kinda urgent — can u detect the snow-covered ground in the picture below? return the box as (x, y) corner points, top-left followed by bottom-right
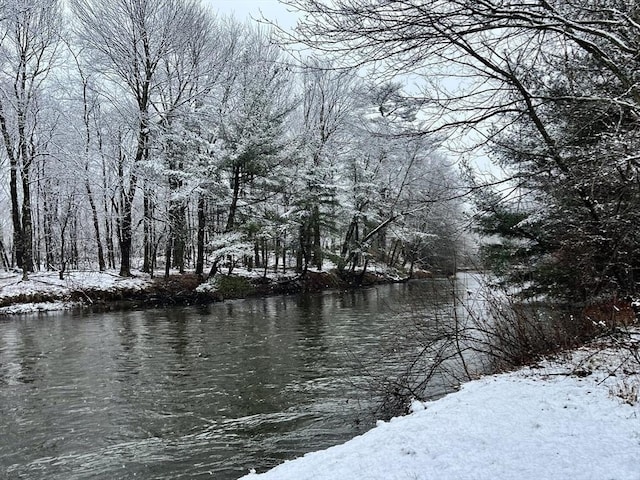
(0, 270), (152, 314)
(0, 262), (408, 315)
(241, 330), (640, 480)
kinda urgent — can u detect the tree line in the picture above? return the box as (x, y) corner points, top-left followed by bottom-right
(285, 0), (640, 301)
(0, 0), (463, 281)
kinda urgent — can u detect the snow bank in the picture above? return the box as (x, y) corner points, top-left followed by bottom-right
(0, 270), (151, 297)
(0, 270), (152, 314)
(241, 332), (640, 480)
(0, 301), (81, 315)
(0, 262), (407, 315)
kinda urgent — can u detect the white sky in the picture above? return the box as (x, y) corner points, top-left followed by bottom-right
(205, 0), (300, 29)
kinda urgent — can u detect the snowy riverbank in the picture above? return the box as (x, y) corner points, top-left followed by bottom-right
(0, 270), (152, 314)
(0, 265), (416, 315)
(240, 328), (640, 480)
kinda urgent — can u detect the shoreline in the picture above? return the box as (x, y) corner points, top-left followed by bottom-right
(0, 267), (434, 315)
(239, 327), (640, 479)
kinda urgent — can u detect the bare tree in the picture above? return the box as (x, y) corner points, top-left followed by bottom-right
(284, 0), (640, 298)
(71, 0), (205, 276)
(0, 0), (61, 279)
(153, 7), (216, 276)
(62, 43), (109, 271)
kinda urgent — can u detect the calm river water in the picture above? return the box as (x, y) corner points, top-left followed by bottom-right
(0, 275), (479, 479)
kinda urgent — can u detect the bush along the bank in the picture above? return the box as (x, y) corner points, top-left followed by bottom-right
(362, 277), (640, 420)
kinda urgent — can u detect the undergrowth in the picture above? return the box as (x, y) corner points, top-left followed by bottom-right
(365, 276), (638, 420)
(214, 275), (256, 298)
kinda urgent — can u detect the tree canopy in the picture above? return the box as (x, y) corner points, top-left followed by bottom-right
(0, 0), (464, 281)
(283, 0), (640, 299)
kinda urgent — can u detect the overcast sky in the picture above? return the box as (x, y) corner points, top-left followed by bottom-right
(206, 0), (300, 29)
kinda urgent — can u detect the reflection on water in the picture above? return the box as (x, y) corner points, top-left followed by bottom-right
(0, 274), (480, 479)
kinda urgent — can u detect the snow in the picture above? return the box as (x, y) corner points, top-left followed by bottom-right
(240, 330), (640, 480)
(0, 270), (151, 297)
(0, 262), (408, 314)
(0, 270), (152, 314)
(0, 301), (81, 315)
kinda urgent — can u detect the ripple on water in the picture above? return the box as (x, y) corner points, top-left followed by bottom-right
(0, 278), (474, 479)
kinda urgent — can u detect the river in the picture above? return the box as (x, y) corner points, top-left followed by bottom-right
(0, 274), (480, 479)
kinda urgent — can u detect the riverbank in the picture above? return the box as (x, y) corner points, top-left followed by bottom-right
(0, 265), (425, 315)
(240, 327), (640, 480)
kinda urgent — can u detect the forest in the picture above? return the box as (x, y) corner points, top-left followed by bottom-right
(283, 0), (640, 302)
(0, 0), (464, 284)
(3, 0), (640, 306)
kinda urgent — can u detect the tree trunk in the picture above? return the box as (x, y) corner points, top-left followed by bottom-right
(86, 180), (106, 271)
(167, 153), (187, 273)
(101, 147), (116, 269)
(34, 162), (42, 271)
(171, 202), (187, 273)
(42, 186), (55, 270)
(195, 195), (206, 276)
(59, 203), (72, 280)
(282, 234), (287, 274)
(0, 239), (10, 271)
(388, 240), (400, 267)
(164, 234), (172, 279)
(59, 231), (66, 280)
(118, 186), (134, 277)
(297, 222), (311, 273)
(104, 196), (115, 269)
(254, 239), (261, 269)
(21, 167), (34, 275)
(225, 164), (241, 232)
(10, 165), (23, 269)
(119, 231), (132, 277)
(71, 215), (79, 269)
(0, 107), (23, 269)
(312, 205), (322, 270)
(263, 239), (269, 278)
(143, 185), (152, 273)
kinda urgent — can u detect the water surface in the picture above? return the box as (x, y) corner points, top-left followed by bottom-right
(0, 276), (477, 479)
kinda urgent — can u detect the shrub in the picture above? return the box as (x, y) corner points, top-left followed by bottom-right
(214, 275), (256, 298)
(364, 277), (634, 419)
